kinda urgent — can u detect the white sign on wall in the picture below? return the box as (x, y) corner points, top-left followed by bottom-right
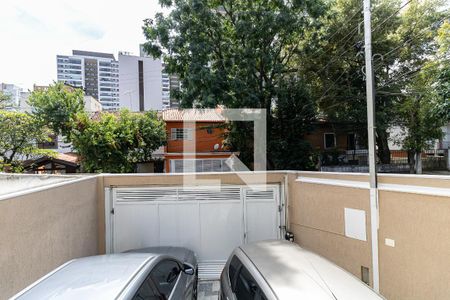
(344, 208), (367, 241)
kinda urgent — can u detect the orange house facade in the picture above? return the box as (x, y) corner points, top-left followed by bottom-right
(162, 109), (235, 173)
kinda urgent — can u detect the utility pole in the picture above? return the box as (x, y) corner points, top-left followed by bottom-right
(363, 0), (380, 293)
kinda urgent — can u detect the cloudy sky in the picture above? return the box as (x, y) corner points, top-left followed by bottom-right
(0, 0), (164, 89)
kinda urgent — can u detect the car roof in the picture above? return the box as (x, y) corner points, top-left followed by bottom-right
(239, 240), (383, 300)
(13, 253), (156, 300)
(126, 246), (196, 266)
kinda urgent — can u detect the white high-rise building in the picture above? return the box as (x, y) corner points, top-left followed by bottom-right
(56, 50), (119, 111)
(118, 52), (164, 111)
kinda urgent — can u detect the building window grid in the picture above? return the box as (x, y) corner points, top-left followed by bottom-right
(171, 128), (193, 140)
(171, 159), (231, 173)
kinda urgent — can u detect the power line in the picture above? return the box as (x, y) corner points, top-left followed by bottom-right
(378, 53), (448, 88)
(308, 4), (364, 59)
(318, 69), (348, 101)
(315, 30), (362, 76)
(372, 0), (413, 33)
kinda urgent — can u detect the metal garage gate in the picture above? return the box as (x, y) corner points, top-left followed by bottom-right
(105, 184), (284, 280)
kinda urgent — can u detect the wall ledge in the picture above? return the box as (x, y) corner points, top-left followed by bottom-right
(296, 177), (450, 197)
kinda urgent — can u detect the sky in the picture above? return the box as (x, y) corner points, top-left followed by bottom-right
(0, 0), (164, 90)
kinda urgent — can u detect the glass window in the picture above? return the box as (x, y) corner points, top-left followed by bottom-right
(150, 260), (181, 298)
(234, 264), (267, 300)
(229, 256), (242, 286)
(171, 128), (193, 140)
(324, 133), (336, 149)
(347, 133), (356, 150)
(132, 274), (161, 300)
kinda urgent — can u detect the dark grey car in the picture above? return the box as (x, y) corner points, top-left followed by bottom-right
(12, 246), (198, 300)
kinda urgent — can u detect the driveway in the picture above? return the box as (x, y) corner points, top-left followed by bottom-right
(198, 281), (220, 300)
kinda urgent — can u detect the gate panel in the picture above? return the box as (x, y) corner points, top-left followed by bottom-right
(244, 187), (279, 243)
(109, 185), (282, 280)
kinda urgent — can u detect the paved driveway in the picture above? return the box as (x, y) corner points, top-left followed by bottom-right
(198, 281), (220, 300)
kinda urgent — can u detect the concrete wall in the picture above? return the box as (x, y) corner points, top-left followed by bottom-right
(378, 190), (450, 300)
(292, 171), (450, 300)
(0, 176), (99, 299)
(289, 179), (373, 285)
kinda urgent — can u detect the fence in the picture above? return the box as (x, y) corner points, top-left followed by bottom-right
(320, 149), (448, 172)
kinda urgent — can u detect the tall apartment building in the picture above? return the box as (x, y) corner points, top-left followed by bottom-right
(56, 50), (119, 111)
(161, 66), (181, 109)
(118, 52), (164, 111)
(139, 45), (181, 110)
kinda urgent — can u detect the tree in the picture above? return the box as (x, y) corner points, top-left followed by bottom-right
(143, 0), (325, 170)
(0, 111), (53, 172)
(70, 110), (166, 173)
(28, 82), (85, 137)
(270, 78), (316, 170)
(300, 0), (448, 164)
(300, 0), (403, 163)
(0, 91), (11, 109)
(394, 19), (450, 173)
(433, 20), (450, 120)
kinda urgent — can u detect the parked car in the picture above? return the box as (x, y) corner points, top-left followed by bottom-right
(12, 246), (198, 300)
(220, 240), (384, 300)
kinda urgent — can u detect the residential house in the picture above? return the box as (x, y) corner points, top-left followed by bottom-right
(305, 120), (365, 152)
(162, 109), (234, 173)
(23, 153), (80, 174)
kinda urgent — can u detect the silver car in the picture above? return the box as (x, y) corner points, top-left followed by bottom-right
(12, 246), (198, 300)
(220, 240), (384, 300)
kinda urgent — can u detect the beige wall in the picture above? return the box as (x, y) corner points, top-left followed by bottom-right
(378, 190), (450, 300)
(0, 177), (99, 299)
(289, 180), (373, 285)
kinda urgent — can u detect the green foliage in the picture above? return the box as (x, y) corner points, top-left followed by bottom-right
(0, 91), (11, 109)
(144, 0), (324, 109)
(433, 20), (450, 120)
(28, 82), (85, 137)
(301, 0), (448, 163)
(0, 111), (54, 171)
(70, 110), (166, 173)
(394, 19), (450, 156)
(270, 78), (316, 170)
(143, 0), (325, 169)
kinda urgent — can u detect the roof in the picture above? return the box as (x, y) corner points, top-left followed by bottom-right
(14, 253), (155, 300)
(55, 153), (80, 164)
(162, 108), (225, 122)
(72, 50), (116, 60)
(240, 240), (383, 300)
(23, 153), (80, 169)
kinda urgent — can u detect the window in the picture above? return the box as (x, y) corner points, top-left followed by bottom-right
(347, 133), (356, 150)
(229, 256), (243, 286)
(324, 133), (336, 149)
(229, 256), (267, 300)
(171, 128), (193, 140)
(150, 260), (181, 298)
(132, 274), (162, 300)
(170, 159), (231, 173)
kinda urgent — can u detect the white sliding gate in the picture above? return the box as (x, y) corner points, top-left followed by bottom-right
(105, 184), (284, 280)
